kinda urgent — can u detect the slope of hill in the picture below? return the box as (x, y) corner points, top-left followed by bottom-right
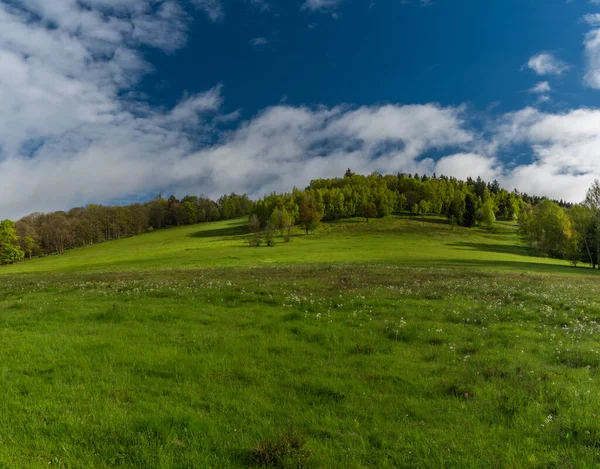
(1, 216), (599, 468)
(0, 215), (583, 275)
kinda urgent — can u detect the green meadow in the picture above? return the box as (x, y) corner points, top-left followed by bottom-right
(1, 215), (600, 468)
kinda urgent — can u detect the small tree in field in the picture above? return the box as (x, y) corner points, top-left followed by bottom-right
(298, 193), (322, 234)
(282, 210), (294, 242)
(248, 214), (262, 247)
(265, 221), (276, 247)
(270, 209), (285, 236)
(23, 235), (36, 260)
(362, 202), (377, 223)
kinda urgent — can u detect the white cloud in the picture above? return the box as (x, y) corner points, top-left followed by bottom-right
(525, 53), (570, 75)
(492, 107), (600, 200)
(166, 86), (224, 125)
(0, 97), (479, 218)
(249, 0), (270, 12)
(0, 0), (226, 218)
(191, 0), (224, 21)
(0, 0), (189, 157)
(167, 103), (473, 198)
(529, 81), (551, 93)
(434, 153), (499, 182)
(583, 13), (600, 26)
(302, 0), (342, 12)
(584, 29), (600, 88)
(249, 37), (269, 46)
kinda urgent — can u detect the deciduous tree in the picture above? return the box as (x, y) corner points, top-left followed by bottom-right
(0, 220), (24, 264)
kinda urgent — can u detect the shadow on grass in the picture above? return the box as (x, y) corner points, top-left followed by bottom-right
(446, 242), (530, 257)
(187, 224), (249, 239)
(407, 216), (451, 226)
(327, 217), (366, 225)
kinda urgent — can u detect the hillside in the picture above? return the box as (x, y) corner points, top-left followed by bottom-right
(1, 216), (600, 468)
(0, 215), (583, 275)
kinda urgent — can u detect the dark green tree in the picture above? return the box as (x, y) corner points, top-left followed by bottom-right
(362, 202), (377, 223)
(461, 192), (479, 227)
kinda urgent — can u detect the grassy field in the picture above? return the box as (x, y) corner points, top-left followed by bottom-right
(1, 216), (600, 468)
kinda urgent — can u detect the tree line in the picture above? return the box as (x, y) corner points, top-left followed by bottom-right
(0, 170), (573, 265)
(0, 193), (253, 264)
(518, 180), (600, 268)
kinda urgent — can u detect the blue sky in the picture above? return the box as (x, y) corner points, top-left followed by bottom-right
(1, 0), (600, 218)
(144, 0), (600, 113)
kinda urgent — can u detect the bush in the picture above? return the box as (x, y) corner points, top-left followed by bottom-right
(248, 233), (262, 247)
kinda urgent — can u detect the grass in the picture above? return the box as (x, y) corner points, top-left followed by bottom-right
(1, 215), (600, 467)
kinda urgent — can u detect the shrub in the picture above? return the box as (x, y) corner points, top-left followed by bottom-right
(248, 233), (262, 247)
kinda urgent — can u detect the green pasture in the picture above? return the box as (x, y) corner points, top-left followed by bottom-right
(1, 216), (599, 468)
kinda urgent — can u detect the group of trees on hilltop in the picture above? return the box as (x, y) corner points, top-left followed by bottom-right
(518, 180), (600, 268)
(0, 193), (253, 263)
(248, 172), (529, 238)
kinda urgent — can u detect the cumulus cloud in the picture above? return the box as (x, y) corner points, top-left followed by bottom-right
(583, 13), (600, 26)
(0, 0), (222, 218)
(492, 107), (600, 200)
(525, 53), (570, 75)
(167, 103), (475, 198)
(529, 81), (551, 93)
(434, 153), (499, 182)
